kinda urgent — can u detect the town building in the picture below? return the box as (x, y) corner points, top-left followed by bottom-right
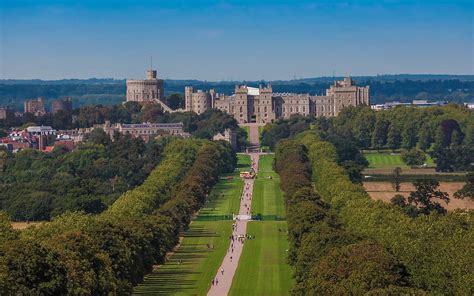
(51, 97), (73, 114)
(371, 100), (448, 111)
(24, 97), (46, 116)
(185, 77), (370, 124)
(0, 106), (10, 120)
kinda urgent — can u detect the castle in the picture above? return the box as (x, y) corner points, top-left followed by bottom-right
(185, 77), (369, 123)
(126, 69), (370, 124)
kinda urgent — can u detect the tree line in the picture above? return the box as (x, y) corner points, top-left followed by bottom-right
(276, 131), (472, 295)
(0, 138), (236, 294)
(262, 104), (473, 172)
(275, 138), (426, 295)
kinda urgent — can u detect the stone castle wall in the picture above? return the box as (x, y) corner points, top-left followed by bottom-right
(185, 77), (369, 124)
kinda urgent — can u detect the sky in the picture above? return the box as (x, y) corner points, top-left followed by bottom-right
(0, 0), (473, 80)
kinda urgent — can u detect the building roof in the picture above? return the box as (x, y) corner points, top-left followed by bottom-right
(247, 87), (260, 96)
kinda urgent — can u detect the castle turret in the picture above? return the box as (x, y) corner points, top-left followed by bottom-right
(185, 86), (194, 111)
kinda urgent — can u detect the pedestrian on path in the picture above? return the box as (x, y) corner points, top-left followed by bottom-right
(221, 268), (224, 275)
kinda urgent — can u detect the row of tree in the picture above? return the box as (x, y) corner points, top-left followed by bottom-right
(291, 131), (473, 294)
(0, 138), (236, 294)
(275, 138), (423, 295)
(333, 105), (473, 171)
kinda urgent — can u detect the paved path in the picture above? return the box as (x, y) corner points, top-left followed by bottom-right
(207, 152), (259, 296)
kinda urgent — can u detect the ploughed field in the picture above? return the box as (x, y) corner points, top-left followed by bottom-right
(363, 182), (474, 210)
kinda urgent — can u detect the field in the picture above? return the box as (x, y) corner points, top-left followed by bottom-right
(133, 155), (251, 295)
(244, 126), (251, 142)
(229, 154), (293, 296)
(11, 221), (44, 230)
(251, 154), (286, 217)
(199, 154), (250, 217)
(364, 152), (434, 169)
(133, 221), (232, 296)
(229, 222), (293, 296)
(363, 182), (474, 210)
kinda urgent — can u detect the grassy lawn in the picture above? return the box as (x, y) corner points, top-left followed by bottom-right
(199, 154), (250, 216)
(133, 155), (250, 295)
(252, 154), (286, 217)
(229, 153), (292, 296)
(364, 152), (434, 169)
(133, 221), (232, 296)
(244, 126), (250, 142)
(229, 221), (293, 296)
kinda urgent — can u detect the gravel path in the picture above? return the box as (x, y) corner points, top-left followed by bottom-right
(207, 152), (259, 296)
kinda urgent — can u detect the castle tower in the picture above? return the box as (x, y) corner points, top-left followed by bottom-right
(146, 70), (157, 80)
(126, 69), (164, 102)
(185, 86), (194, 111)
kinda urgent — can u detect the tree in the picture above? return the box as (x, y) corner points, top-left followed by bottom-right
(408, 179), (449, 215)
(341, 160), (364, 184)
(166, 93), (184, 110)
(372, 117), (389, 150)
(401, 125), (417, 149)
(391, 167), (402, 192)
(454, 172), (474, 201)
(84, 128), (111, 146)
(386, 123), (401, 151)
(417, 124), (433, 151)
(307, 241), (403, 295)
(401, 148), (426, 166)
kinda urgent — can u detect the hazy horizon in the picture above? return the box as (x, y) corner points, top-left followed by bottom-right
(1, 0), (473, 80)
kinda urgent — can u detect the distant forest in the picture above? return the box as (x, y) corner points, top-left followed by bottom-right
(0, 75), (472, 110)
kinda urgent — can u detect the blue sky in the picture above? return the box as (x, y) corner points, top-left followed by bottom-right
(1, 0), (473, 80)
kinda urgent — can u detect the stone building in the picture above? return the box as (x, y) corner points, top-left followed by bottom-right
(51, 97), (72, 114)
(24, 97), (46, 116)
(0, 106), (10, 120)
(185, 77), (369, 124)
(184, 86), (217, 114)
(82, 121), (188, 142)
(212, 128), (237, 150)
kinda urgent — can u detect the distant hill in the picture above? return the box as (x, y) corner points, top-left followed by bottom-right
(1, 75), (473, 110)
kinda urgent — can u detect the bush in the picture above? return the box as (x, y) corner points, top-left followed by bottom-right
(401, 148), (427, 166)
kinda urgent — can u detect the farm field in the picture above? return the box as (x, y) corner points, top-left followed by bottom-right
(251, 154), (286, 217)
(363, 181), (474, 210)
(229, 154), (292, 296)
(133, 155), (251, 295)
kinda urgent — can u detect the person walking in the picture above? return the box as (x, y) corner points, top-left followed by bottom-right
(221, 268), (224, 275)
